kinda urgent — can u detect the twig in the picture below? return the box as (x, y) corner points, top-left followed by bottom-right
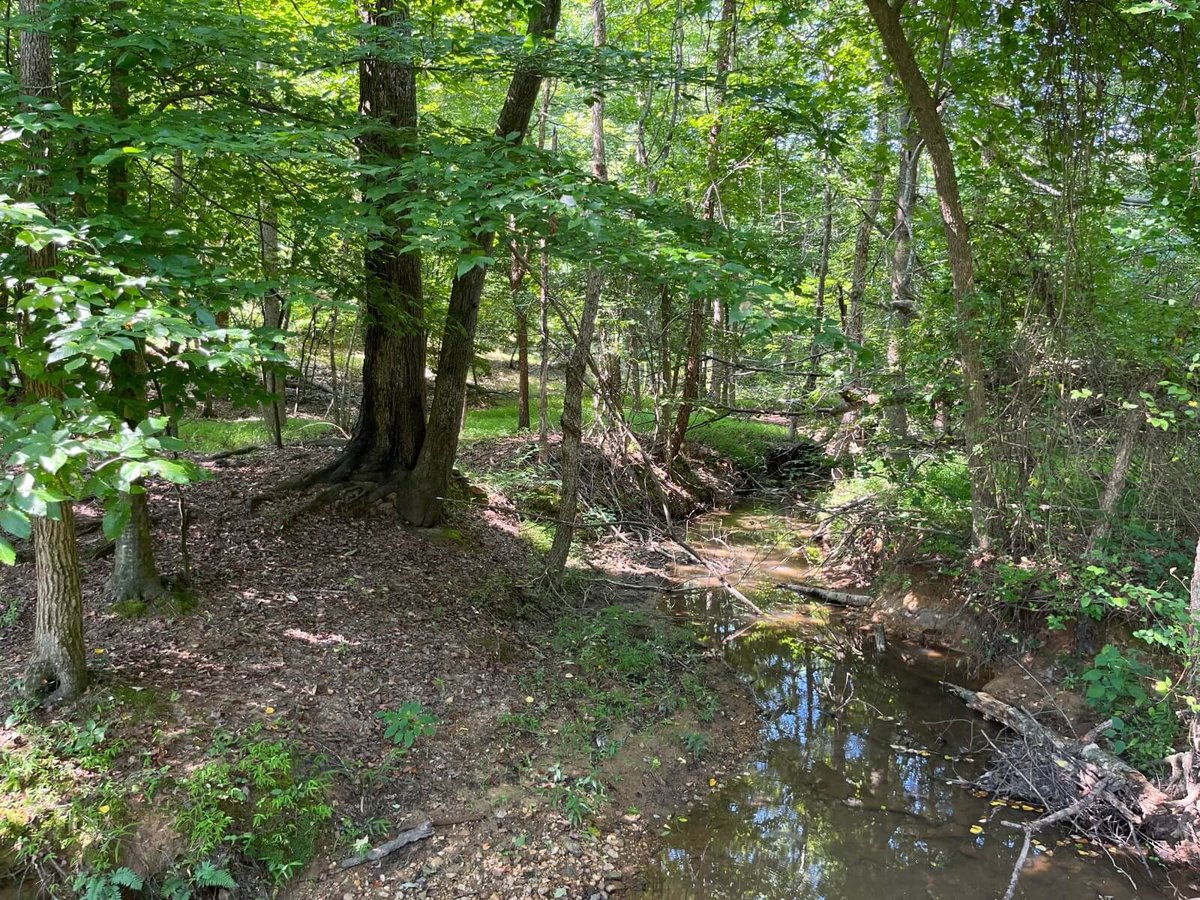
(1000, 780), (1113, 900)
(338, 820), (433, 870)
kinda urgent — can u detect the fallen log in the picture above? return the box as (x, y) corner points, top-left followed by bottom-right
(781, 582), (873, 607)
(338, 819), (433, 869)
(944, 683), (1200, 868)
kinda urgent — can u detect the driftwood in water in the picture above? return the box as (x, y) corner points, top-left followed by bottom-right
(781, 582), (873, 607)
(338, 819), (433, 869)
(944, 683), (1200, 868)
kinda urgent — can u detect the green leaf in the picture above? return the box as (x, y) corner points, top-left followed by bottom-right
(0, 537), (15, 566)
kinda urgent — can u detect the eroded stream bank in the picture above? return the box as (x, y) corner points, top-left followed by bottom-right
(636, 501), (1171, 899)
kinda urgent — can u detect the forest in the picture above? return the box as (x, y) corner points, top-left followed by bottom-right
(2, 0), (1200, 897)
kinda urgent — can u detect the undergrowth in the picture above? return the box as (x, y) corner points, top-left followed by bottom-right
(0, 702), (332, 897)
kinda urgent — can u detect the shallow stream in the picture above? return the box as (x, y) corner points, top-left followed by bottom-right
(641, 502), (1170, 899)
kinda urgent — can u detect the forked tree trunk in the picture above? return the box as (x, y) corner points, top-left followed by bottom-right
(294, 0), (559, 527)
(546, 0), (606, 582)
(20, 0), (88, 701)
(866, 0), (998, 552)
(396, 0), (561, 526)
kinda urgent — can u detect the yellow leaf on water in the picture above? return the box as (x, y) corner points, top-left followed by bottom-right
(970, 825), (984, 835)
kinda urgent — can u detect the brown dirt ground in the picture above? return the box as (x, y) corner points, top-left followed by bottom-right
(0, 438), (758, 900)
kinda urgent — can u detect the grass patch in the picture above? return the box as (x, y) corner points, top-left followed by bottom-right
(461, 397), (569, 444)
(687, 416), (790, 468)
(178, 415), (336, 453)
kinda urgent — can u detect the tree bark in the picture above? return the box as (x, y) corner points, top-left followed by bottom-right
(866, 0), (998, 552)
(536, 86), (555, 463)
(546, 0), (606, 582)
(26, 508), (87, 701)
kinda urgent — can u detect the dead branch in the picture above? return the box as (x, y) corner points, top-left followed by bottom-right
(781, 582), (873, 607)
(338, 819), (433, 870)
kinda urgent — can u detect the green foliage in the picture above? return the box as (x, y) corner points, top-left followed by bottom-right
(375, 702), (439, 752)
(681, 730), (709, 761)
(176, 733), (333, 883)
(1078, 645), (1180, 767)
(72, 867), (144, 900)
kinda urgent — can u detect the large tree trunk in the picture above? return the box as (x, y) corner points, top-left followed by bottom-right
(546, 0), (606, 582)
(340, 0), (426, 480)
(866, 0), (998, 553)
(26, 509), (87, 701)
(668, 0), (736, 471)
(20, 0), (88, 701)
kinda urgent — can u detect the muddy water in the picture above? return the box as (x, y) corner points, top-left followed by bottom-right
(641, 503), (1168, 899)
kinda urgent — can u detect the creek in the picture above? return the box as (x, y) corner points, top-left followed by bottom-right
(640, 501), (1170, 899)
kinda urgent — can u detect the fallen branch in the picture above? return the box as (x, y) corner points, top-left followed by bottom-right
(670, 534), (764, 617)
(781, 582), (873, 607)
(209, 444), (261, 462)
(1000, 779), (1114, 900)
(338, 819), (433, 870)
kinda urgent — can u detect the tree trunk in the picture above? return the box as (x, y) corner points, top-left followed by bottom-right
(106, 15), (165, 605)
(110, 489), (163, 604)
(260, 199), (286, 448)
(866, 0), (998, 552)
(668, 0), (736, 471)
(806, 179), (834, 394)
(510, 237), (531, 430)
(25, 508), (87, 701)
(18, 0), (88, 701)
(340, 0), (426, 480)
(849, 103), (889, 347)
(546, 0), (606, 582)
(885, 110), (920, 457)
(398, 0), (562, 526)
(537, 86), (555, 463)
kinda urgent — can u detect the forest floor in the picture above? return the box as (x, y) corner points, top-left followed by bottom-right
(0, 393), (761, 899)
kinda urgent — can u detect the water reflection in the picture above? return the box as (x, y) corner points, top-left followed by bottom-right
(646, 589), (1165, 899)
